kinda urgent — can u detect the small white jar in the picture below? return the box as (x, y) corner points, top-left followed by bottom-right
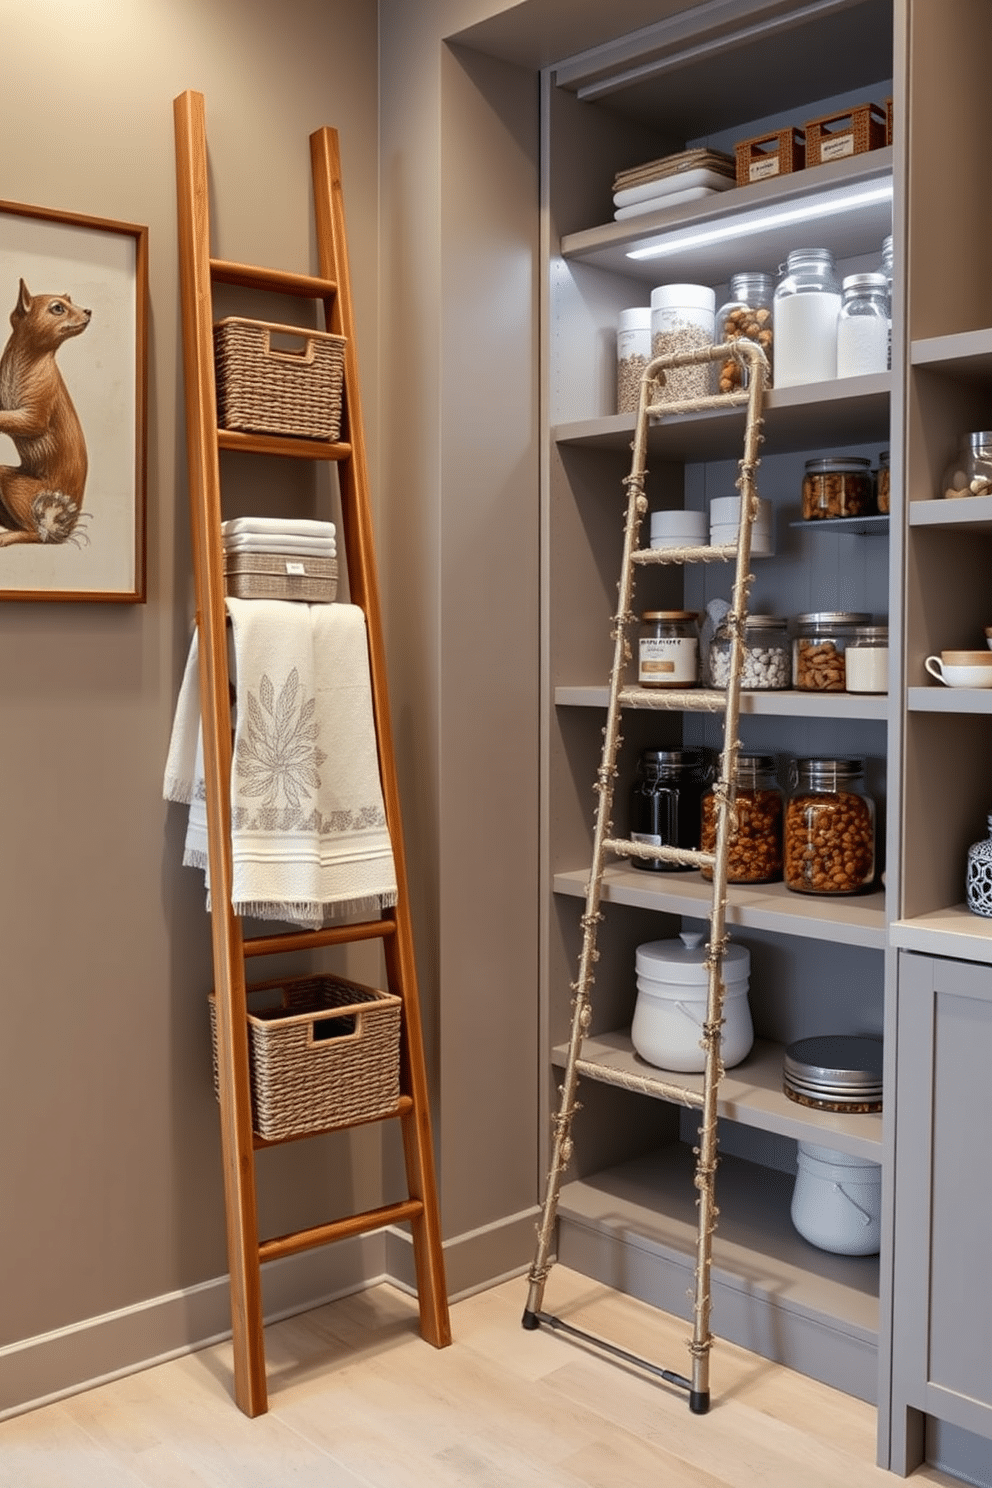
(631, 932), (753, 1073)
(617, 307), (653, 415)
(790, 1141), (881, 1255)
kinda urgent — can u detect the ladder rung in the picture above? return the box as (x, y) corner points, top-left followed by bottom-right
(211, 257), (338, 299)
(258, 1198), (424, 1264)
(645, 389), (749, 417)
(604, 836), (716, 871)
(575, 1057), (705, 1108)
(253, 1095), (414, 1148)
(218, 428), (352, 461)
(632, 543), (737, 564)
(244, 917), (397, 958)
(618, 686), (727, 712)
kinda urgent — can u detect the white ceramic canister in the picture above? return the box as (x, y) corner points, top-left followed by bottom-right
(649, 508), (708, 549)
(631, 931), (753, 1072)
(790, 1141), (882, 1255)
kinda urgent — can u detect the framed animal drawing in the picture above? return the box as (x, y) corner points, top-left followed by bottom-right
(0, 199), (147, 602)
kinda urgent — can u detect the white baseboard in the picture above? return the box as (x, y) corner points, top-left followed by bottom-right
(0, 1232), (384, 1422)
(0, 1207), (541, 1421)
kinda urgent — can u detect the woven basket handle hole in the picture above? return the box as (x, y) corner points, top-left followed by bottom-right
(312, 1013), (359, 1043)
(266, 329), (316, 363)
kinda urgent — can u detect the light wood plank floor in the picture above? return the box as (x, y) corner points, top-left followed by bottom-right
(0, 1267), (965, 1487)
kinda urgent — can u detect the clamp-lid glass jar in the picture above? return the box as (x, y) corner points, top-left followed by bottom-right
(637, 610), (699, 688)
(941, 431), (992, 500)
(802, 456), (874, 520)
(784, 757), (876, 895)
(715, 272), (774, 392)
(700, 753), (783, 884)
(709, 614), (790, 690)
(629, 748), (712, 873)
(875, 449), (890, 514)
(793, 611), (870, 692)
(773, 248), (841, 388)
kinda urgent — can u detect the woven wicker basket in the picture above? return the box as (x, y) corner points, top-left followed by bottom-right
(224, 552), (339, 603)
(214, 317), (346, 441)
(209, 974), (402, 1140)
(804, 102), (887, 168)
(734, 127), (805, 186)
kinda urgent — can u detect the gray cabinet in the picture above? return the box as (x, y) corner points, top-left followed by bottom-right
(888, 953), (992, 1480)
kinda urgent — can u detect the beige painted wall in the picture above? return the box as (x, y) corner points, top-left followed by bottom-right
(0, 0), (382, 1368)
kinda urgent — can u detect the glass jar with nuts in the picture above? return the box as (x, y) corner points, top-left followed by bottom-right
(784, 757), (876, 896)
(793, 611), (870, 692)
(715, 272), (774, 393)
(802, 456), (875, 520)
(940, 431), (992, 500)
(700, 754), (783, 884)
(875, 450), (890, 513)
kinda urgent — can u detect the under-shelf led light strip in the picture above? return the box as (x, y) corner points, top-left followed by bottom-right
(626, 179), (893, 261)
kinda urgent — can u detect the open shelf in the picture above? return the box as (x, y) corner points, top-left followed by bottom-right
(890, 905), (992, 963)
(555, 685), (889, 720)
(788, 515), (889, 537)
(911, 327), (992, 374)
(907, 686), (992, 714)
(553, 866), (887, 948)
(557, 1146), (879, 1402)
(908, 495), (992, 530)
(560, 150), (894, 286)
(554, 373), (891, 461)
(553, 1032), (882, 1159)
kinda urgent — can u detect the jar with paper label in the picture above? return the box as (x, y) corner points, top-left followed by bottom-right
(773, 249), (841, 388)
(629, 748), (711, 873)
(793, 611), (870, 691)
(616, 307), (652, 415)
(700, 754), (783, 883)
(637, 610), (699, 688)
(650, 284), (715, 402)
(836, 273), (890, 378)
(784, 757), (876, 895)
(714, 272), (774, 392)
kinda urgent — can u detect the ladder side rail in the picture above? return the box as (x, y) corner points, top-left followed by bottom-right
(173, 90), (267, 1417)
(309, 127), (451, 1350)
(525, 362), (656, 1319)
(688, 338), (769, 1410)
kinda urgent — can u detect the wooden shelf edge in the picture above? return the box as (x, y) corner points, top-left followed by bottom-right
(891, 909), (992, 963)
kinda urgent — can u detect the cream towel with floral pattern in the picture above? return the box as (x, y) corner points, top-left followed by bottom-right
(164, 598), (397, 929)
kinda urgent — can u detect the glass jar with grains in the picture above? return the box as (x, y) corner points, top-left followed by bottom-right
(793, 611), (870, 691)
(700, 754), (783, 884)
(784, 757), (876, 896)
(650, 284), (715, 403)
(875, 450), (890, 514)
(715, 272), (774, 392)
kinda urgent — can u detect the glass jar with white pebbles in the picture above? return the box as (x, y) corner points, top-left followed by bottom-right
(709, 614), (791, 689)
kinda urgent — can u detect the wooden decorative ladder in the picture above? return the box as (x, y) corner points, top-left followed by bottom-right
(172, 89), (450, 1417)
(523, 337), (769, 1414)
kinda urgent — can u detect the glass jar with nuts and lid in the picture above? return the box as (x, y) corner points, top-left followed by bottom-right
(784, 757), (876, 896)
(875, 450), (890, 513)
(793, 611), (870, 692)
(715, 272), (774, 393)
(941, 431), (992, 500)
(802, 456), (875, 520)
(700, 754), (783, 884)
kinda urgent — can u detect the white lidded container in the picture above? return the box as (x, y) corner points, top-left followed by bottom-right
(650, 284), (716, 403)
(790, 1141), (882, 1255)
(631, 931), (753, 1072)
(649, 508), (708, 549)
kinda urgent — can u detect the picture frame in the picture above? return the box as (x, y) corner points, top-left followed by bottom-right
(0, 198), (148, 603)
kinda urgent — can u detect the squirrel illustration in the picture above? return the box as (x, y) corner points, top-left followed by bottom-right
(0, 278), (91, 546)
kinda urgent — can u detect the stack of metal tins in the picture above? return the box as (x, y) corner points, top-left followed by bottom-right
(783, 1034), (883, 1113)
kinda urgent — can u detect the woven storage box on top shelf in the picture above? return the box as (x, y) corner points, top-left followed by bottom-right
(224, 552), (339, 603)
(734, 126), (805, 186)
(209, 974), (402, 1141)
(804, 102), (887, 167)
(213, 317), (346, 441)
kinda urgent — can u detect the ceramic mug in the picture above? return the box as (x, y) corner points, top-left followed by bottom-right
(925, 650), (992, 688)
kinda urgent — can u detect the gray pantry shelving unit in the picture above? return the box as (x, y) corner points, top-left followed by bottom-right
(537, 0), (992, 1480)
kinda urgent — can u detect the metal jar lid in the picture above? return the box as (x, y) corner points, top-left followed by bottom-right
(784, 1034), (883, 1091)
(795, 611), (871, 628)
(803, 457), (872, 473)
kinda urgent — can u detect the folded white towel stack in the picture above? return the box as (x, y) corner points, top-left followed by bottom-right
(163, 598), (397, 929)
(221, 515), (337, 559)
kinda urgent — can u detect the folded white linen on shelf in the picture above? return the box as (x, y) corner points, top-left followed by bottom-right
(223, 532), (337, 558)
(163, 599), (397, 929)
(221, 516), (336, 541)
(613, 186), (718, 221)
(612, 167), (736, 209)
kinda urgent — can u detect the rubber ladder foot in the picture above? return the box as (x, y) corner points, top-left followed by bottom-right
(521, 1308), (541, 1331)
(689, 1389), (710, 1415)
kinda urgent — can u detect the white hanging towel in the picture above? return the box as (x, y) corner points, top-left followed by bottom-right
(163, 598), (397, 929)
